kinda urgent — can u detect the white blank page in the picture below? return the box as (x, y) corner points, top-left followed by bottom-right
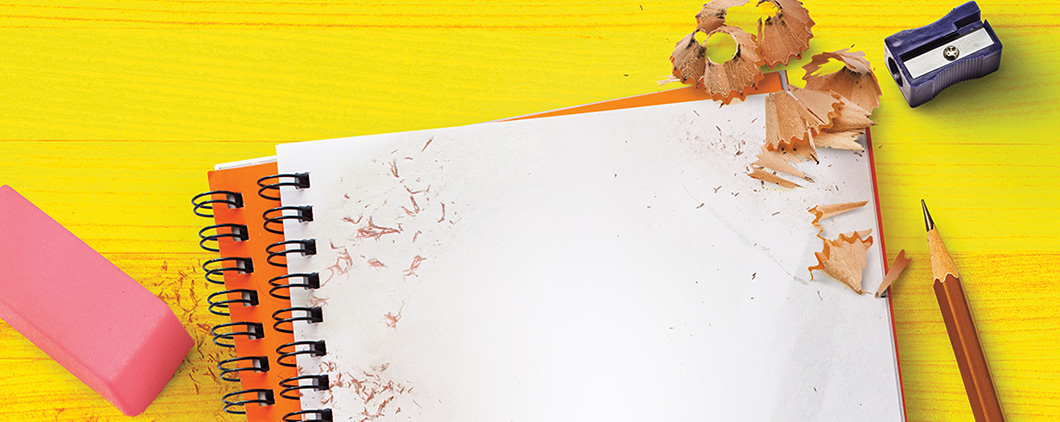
(276, 96), (903, 421)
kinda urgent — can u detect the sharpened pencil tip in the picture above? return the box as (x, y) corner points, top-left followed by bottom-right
(921, 199), (934, 231)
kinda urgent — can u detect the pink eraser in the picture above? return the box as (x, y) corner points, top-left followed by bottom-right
(0, 185), (194, 416)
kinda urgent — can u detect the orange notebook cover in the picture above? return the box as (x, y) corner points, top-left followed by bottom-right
(196, 161), (301, 421)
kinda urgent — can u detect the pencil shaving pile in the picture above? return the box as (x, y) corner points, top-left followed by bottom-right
(750, 50), (880, 187)
(666, 1), (883, 189)
(668, 0), (813, 104)
(668, 1), (891, 296)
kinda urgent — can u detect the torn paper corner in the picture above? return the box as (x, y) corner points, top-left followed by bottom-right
(696, 0), (751, 33)
(670, 31), (707, 87)
(808, 230), (874, 294)
(701, 25), (766, 104)
(875, 249), (911, 298)
(802, 49), (883, 113)
(756, 0), (815, 68)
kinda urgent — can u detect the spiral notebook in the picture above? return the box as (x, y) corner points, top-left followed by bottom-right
(195, 76), (906, 422)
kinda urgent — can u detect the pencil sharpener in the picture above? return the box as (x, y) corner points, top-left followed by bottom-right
(884, 1), (1002, 107)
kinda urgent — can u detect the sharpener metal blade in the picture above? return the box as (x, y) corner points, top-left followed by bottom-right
(884, 1), (1002, 107)
(904, 27), (994, 79)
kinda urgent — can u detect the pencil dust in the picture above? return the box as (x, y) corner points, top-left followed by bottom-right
(325, 366), (417, 421)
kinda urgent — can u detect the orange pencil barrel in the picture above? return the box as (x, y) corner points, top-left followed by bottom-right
(923, 200), (1005, 422)
(934, 275), (1005, 422)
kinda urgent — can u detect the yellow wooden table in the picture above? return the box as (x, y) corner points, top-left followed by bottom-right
(1, 1), (1056, 421)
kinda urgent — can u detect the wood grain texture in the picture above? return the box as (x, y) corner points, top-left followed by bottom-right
(0, 1), (1057, 421)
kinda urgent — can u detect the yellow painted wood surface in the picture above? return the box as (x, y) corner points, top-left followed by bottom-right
(0, 1), (1057, 420)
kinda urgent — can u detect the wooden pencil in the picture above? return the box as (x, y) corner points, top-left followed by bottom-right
(922, 200), (1005, 422)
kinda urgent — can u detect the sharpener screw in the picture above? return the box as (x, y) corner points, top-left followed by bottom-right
(943, 45), (960, 61)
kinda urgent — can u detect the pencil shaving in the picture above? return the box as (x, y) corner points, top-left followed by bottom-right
(809, 200), (868, 232)
(670, 32), (707, 87)
(701, 26), (766, 104)
(752, 147), (807, 179)
(756, 0), (815, 68)
(764, 88), (840, 152)
(747, 167), (800, 188)
(696, 0), (751, 33)
(781, 139), (819, 162)
(808, 230), (874, 294)
(803, 49), (883, 112)
(827, 95), (875, 132)
(812, 130), (864, 151)
(789, 87), (843, 130)
(875, 249), (911, 298)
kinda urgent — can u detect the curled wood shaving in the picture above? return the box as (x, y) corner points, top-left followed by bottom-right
(809, 200), (868, 232)
(670, 31), (707, 87)
(789, 88), (843, 129)
(875, 249), (911, 298)
(752, 147), (808, 179)
(765, 91), (813, 150)
(812, 130), (864, 152)
(764, 87), (840, 152)
(747, 167), (800, 188)
(828, 97), (874, 132)
(780, 138), (819, 162)
(803, 49), (883, 113)
(808, 229), (874, 294)
(696, 0), (751, 33)
(811, 94), (873, 151)
(747, 146), (814, 188)
(756, 0), (815, 68)
(701, 26), (766, 104)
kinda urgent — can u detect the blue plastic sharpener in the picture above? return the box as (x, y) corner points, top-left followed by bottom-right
(884, 2), (1002, 107)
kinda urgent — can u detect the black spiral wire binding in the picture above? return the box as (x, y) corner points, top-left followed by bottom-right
(207, 288), (259, 316)
(278, 374), (330, 400)
(275, 340), (327, 367)
(268, 272), (321, 300)
(265, 239), (317, 268)
(257, 173), (310, 201)
(198, 223), (249, 252)
(192, 190), (244, 218)
(218, 356), (270, 382)
(263, 205), (314, 235)
(211, 321), (265, 348)
(195, 189), (276, 414)
(283, 409), (333, 422)
(258, 172), (335, 421)
(222, 388), (275, 415)
(202, 257), (254, 284)
(196, 189), (273, 414)
(272, 306), (324, 334)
